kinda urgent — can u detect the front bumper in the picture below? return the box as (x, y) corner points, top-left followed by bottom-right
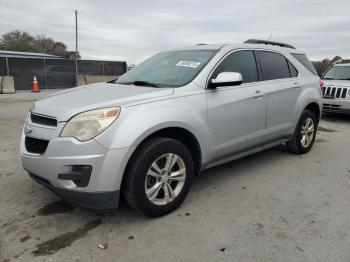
(21, 131), (134, 210)
(323, 99), (350, 114)
(29, 173), (120, 210)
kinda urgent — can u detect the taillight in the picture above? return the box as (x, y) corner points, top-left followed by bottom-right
(320, 79), (324, 90)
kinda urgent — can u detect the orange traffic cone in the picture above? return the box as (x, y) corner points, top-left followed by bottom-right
(32, 75), (40, 93)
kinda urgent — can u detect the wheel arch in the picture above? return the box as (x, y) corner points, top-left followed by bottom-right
(125, 126), (203, 177)
(304, 102), (321, 124)
(292, 83), (322, 130)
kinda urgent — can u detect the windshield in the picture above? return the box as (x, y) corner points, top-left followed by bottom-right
(323, 66), (350, 80)
(116, 50), (216, 87)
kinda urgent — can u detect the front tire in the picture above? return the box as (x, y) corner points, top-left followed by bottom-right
(287, 110), (318, 154)
(122, 137), (194, 217)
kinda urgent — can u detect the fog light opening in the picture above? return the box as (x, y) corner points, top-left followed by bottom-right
(58, 165), (92, 187)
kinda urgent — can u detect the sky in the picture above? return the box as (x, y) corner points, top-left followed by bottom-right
(0, 0), (349, 64)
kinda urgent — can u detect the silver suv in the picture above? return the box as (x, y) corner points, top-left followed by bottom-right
(21, 39), (322, 217)
(322, 63), (350, 114)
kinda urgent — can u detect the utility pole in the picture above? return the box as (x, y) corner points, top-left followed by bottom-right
(75, 10), (78, 87)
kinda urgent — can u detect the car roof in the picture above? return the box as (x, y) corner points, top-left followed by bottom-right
(173, 43), (304, 54)
(333, 63), (350, 67)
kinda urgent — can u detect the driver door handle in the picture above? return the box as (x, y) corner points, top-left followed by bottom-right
(253, 90), (264, 99)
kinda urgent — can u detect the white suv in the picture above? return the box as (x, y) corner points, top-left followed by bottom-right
(322, 63), (350, 114)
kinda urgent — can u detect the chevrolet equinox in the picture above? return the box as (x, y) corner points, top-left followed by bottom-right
(21, 39), (323, 217)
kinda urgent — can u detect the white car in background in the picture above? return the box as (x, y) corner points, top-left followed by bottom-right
(322, 63), (350, 114)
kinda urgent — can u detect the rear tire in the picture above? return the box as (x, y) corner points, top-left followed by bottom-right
(287, 110), (318, 154)
(122, 137), (194, 217)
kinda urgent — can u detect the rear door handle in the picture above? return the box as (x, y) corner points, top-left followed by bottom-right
(253, 90), (264, 98)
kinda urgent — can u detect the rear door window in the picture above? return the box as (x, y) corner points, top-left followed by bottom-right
(291, 53), (318, 75)
(212, 50), (258, 83)
(258, 51), (290, 81)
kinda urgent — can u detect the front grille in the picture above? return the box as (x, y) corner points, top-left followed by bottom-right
(323, 86), (348, 99)
(25, 137), (49, 154)
(31, 113), (57, 127)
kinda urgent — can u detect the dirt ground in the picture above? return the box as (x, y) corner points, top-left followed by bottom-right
(1, 91), (350, 262)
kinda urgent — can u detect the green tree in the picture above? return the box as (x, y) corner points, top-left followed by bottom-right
(0, 30), (80, 58)
(312, 56), (350, 76)
(64, 51), (81, 59)
(34, 35), (56, 54)
(51, 42), (67, 56)
(331, 56), (342, 64)
(341, 59), (350, 64)
(0, 30), (39, 52)
(313, 59), (332, 76)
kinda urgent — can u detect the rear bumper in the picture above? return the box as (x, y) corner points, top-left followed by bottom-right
(29, 173), (119, 210)
(323, 99), (350, 114)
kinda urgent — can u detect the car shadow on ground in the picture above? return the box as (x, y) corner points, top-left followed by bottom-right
(33, 144), (289, 219)
(322, 112), (350, 123)
(78, 145), (291, 218)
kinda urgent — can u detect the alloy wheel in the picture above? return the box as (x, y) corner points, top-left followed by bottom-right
(300, 117), (315, 148)
(145, 153), (186, 205)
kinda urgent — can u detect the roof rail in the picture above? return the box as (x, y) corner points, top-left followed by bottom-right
(244, 39), (296, 49)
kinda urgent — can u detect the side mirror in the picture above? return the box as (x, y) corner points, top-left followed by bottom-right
(209, 72), (243, 88)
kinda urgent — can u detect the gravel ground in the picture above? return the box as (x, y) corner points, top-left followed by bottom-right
(0, 91), (350, 262)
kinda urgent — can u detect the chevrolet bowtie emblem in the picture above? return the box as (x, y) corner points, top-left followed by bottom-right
(24, 125), (33, 135)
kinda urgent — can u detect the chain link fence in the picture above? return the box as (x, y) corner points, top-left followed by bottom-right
(1, 57), (126, 90)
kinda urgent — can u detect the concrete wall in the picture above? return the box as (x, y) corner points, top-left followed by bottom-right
(0, 76), (15, 94)
(77, 75), (87, 87)
(77, 75), (118, 86)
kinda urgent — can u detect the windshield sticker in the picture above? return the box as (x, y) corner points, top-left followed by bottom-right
(176, 61), (201, 68)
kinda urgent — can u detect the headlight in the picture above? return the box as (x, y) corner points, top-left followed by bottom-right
(60, 107), (120, 141)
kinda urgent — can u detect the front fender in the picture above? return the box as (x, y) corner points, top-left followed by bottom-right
(95, 96), (210, 162)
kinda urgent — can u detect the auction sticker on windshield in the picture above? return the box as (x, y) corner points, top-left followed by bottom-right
(176, 61), (201, 68)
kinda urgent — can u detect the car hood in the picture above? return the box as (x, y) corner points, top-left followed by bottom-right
(31, 83), (174, 121)
(323, 79), (350, 87)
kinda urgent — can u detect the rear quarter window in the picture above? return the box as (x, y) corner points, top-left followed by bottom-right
(291, 53), (318, 76)
(287, 60), (298, 77)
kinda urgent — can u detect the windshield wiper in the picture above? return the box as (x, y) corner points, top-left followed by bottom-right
(110, 80), (160, 87)
(128, 81), (159, 87)
(338, 78), (350, 80)
(323, 77), (334, 80)
(107, 78), (118, 83)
